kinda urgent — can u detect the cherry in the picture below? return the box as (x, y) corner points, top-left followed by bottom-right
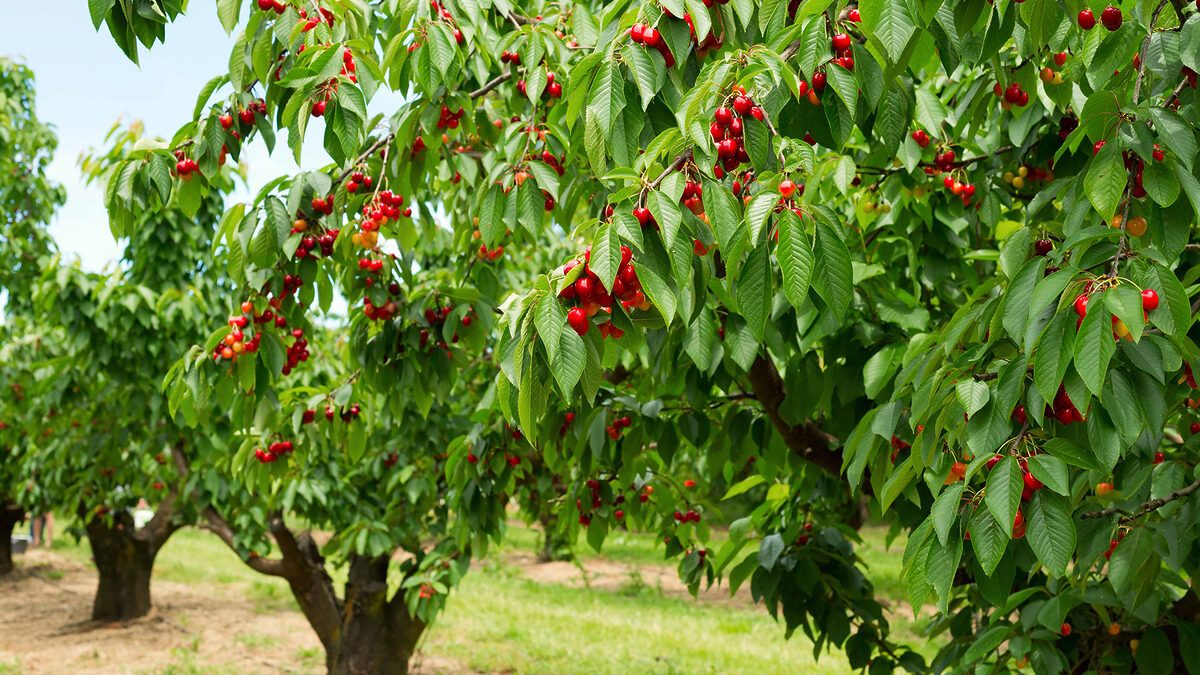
(911, 130), (930, 148)
(630, 24), (645, 42)
(1154, 451), (1165, 464)
(1141, 288), (1159, 311)
(642, 27), (661, 47)
(1100, 6), (1122, 30)
(633, 207), (653, 226)
(1012, 510), (1026, 538)
(567, 307), (588, 335)
(239, 109), (256, 125)
(1073, 293), (1089, 317)
(1054, 52), (1068, 67)
(1078, 8), (1095, 29)
(312, 100), (327, 117)
(1013, 405), (1027, 425)
(831, 33), (851, 52)
(779, 179), (797, 198)
(732, 95), (752, 115)
(219, 113), (233, 129)
(1093, 140), (1106, 155)
(714, 106), (733, 126)
(1097, 482), (1113, 495)
(693, 239), (707, 255)
(848, 8), (861, 21)
(985, 455), (1002, 471)
(1023, 471), (1044, 491)
(1061, 623), (1071, 637)
(812, 71), (826, 92)
(1034, 238), (1053, 255)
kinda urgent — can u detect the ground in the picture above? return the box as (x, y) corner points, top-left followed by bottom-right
(0, 523), (927, 674)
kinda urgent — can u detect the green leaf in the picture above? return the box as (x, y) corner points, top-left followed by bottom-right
(931, 483), (965, 547)
(861, 0), (917, 61)
(588, 63), (625, 143)
(1136, 627), (1173, 675)
(589, 224), (621, 293)
(736, 243), (771, 342)
(1026, 492), (1075, 577)
(1003, 257), (1046, 348)
(758, 533), (784, 570)
(1149, 108), (1197, 171)
(702, 178), (743, 254)
(1027, 454), (1069, 496)
(534, 293), (565, 366)
(956, 380), (990, 417)
(1084, 144), (1127, 219)
(776, 210), (813, 310)
(723, 475), (765, 500)
(985, 457), (1022, 541)
(812, 217), (853, 322)
(969, 505), (1009, 575)
(552, 328), (586, 394)
(217, 0), (241, 34)
(1104, 285), (1145, 343)
(962, 624), (1011, 663)
(1074, 302), (1117, 397)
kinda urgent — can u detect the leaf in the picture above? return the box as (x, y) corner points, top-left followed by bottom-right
(217, 0), (241, 34)
(969, 505), (1009, 575)
(534, 293), (565, 366)
(723, 475), (765, 500)
(1027, 454), (1070, 496)
(1003, 256), (1046, 348)
(1084, 144), (1127, 219)
(811, 217), (853, 321)
(956, 380), (991, 417)
(862, 0), (917, 61)
(702, 178), (743, 254)
(1149, 108), (1197, 171)
(776, 210), (813, 310)
(588, 63), (625, 143)
(1026, 492), (1076, 577)
(985, 457), (1022, 541)
(1104, 285), (1145, 343)
(736, 243), (771, 342)
(552, 328), (586, 394)
(1074, 303), (1117, 397)
(589, 224), (620, 293)
(758, 533), (784, 570)
(962, 624), (1011, 663)
(931, 483), (965, 547)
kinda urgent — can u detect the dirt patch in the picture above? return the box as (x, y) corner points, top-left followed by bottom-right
(502, 551), (756, 609)
(0, 550), (473, 674)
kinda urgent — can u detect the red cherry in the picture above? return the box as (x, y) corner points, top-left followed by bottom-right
(911, 130), (930, 148)
(642, 27), (661, 47)
(1093, 140), (1107, 155)
(733, 96), (752, 115)
(312, 100), (327, 117)
(1100, 6), (1122, 30)
(1142, 289), (1159, 311)
(714, 106), (733, 127)
(633, 207), (653, 226)
(831, 33), (851, 52)
(1154, 451), (1165, 464)
(1073, 293), (1089, 318)
(848, 8), (861, 21)
(567, 307), (588, 335)
(985, 455), (1002, 471)
(693, 239), (707, 255)
(1078, 8), (1096, 29)
(1054, 52), (1068, 67)
(1012, 510), (1026, 538)
(779, 179), (797, 198)
(1023, 471), (1044, 491)
(1061, 623), (1071, 637)
(812, 71), (826, 92)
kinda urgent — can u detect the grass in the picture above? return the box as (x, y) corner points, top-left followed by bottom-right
(27, 516), (932, 673)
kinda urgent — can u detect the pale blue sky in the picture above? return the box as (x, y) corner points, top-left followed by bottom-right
(6, 2), (403, 273)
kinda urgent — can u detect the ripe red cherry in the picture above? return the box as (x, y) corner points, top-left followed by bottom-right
(693, 239), (707, 255)
(1073, 293), (1089, 317)
(985, 455), (1002, 471)
(911, 130), (930, 148)
(831, 33), (851, 52)
(633, 207), (653, 226)
(1054, 52), (1068, 67)
(733, 96), (752, 115)
(567, 307), (588, 335)
(1078, 8), (1096, 29)
(1093, 140), (1107, 155)
(1061, 623), (1071, 637)
(714, 106), (733, 126)
(219, 114), (233, 129)
(1100, 6), (1122, 30)
(1023, 471), (1044, 491)
(642, 27), (661, 47)
(1012, 510), (1026, 538)
(574, 277), (595, 299)
(1142, 289), (1159, 311)
(812, 71), (827, 92)
(312, 100), (327, 117)
(1154, 451), (1165, 464)
(1191, 422), (1200, 434)
(779, 179), (797, 198)
(630, 23), (645, 43)
(1034, 238), (1053, 255)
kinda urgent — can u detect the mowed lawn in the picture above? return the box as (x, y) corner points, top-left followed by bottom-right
(22, 520), (926, 675)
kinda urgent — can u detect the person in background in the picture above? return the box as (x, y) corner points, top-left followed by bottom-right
(29, 512), (54, 548)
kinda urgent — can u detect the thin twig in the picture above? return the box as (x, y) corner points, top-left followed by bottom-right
(333, 133), (396, 188)
(468, 71), (513, 99)
(1082, 477), (1200, 521)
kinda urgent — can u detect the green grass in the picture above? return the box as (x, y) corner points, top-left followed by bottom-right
(0, 660), (26, 674)
(31, 516), (931, 672)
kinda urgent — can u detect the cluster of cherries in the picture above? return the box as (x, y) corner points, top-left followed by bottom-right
(709, 87), (763, 173)
(628, 23), (677, 67)
(282, 328), (310, 376)
(215, 303), (260, 362)
(301, 403), (363, 424)
(173, 151), (201, 182)
(294, 224), (340, 259)
(353, 190), (410, 249)
(254, 0), (291, 13)
(795, 522), (815, 546)
(606, 415), (633, 440)
(436, 104), (465, 129)
(557, 411), (576, 436)
(672, 508), (701, 524)
(1002, 163), (1053, 191)
(254, 440), (294, 464)
(345, 170), (374, 194)
(231, 98), (267, 127)
(1073, 283), (1158, 340)
(430, 1), (466, 45)
(516, 72), (564, 100)
(829, 31), (855, 70)
(993, 81), (1031, 109)
(560, 246), (648, 337)
(417, 305), (460, 356)
(299, 6), (337, 31)
(499, 50), (522, 65)
(576, 478), (630, 526)
(1077, 6), (1123, 31)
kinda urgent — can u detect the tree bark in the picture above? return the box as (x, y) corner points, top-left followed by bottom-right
(537, 513), (572, 563)
(323, 555), (427, 675)
(81, 500), (178, 622)
(746, 355), (845, 478)
(0, 503), (24, 576)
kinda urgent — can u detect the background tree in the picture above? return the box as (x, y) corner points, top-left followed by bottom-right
(85, 0), (1200, 672)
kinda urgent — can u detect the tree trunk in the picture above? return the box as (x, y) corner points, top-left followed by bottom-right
(82, 506), (166, 621)
(0, 503), (23, 576)
(538, 513), (572, 562)
(323, 555), (427, 675)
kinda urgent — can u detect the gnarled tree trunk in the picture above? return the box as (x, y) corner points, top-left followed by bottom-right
(80, 496), (179, 621)
(0, 503), (24, 576)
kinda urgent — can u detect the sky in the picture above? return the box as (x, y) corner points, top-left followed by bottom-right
(5, 2), (402, 274)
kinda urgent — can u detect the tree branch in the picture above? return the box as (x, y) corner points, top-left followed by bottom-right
(1081, 476), (1200, 521)
(745, 354), (846, 480)
(468, 71), (513, 99)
